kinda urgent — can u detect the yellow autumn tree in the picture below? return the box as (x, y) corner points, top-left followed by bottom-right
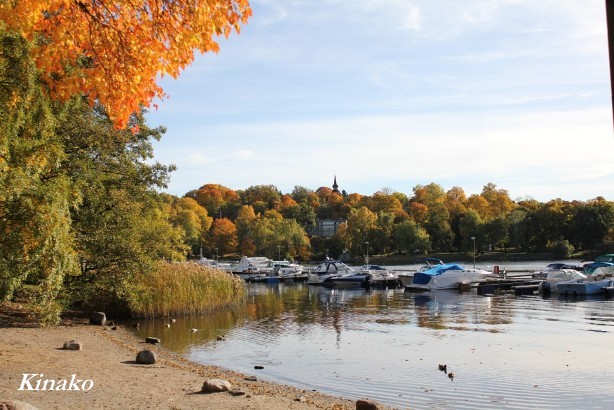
(0, 0), (252, 128)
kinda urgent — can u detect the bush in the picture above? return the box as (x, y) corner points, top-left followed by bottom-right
(552, 240), (574, 259)
(128, 261), (246, 319)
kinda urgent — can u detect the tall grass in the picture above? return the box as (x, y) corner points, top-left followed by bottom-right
(129, 261), (246, 319)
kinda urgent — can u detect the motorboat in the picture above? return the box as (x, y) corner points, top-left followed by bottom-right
(232, 256), (271, 281)
(398, 258), (444, 289)
(196, 257), (232, 271)
(532, 262), (583, 280)
(323, 272), (371, 288)
(556, 260), (614, 296)
(594, 254), (614, 264)
(260, 260), (306, 280)
(556, 276), (613, 296)
(583, 260), (614, 277)
(405, 263), (495, 291)
(360, 265), (399, 288)
(307, 259), (358, 285)
(539, 269), (587, 294)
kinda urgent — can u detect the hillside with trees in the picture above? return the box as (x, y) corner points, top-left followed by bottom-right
(182, 182), (614, 263)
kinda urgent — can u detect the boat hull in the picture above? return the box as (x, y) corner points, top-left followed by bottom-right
(557, 279), (613, 296)
(324, 274), (371, 288)
(398, 274), (414, 288)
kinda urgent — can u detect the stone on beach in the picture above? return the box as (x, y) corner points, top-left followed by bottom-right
(89, 311), (106, 325)
(0, 400), (39, 410)
(202, 378), (232, 393)
(136, 349), (156, 364)
(356, 399), (382, 410)
(62, 340), (83, 350)
(145, 337), (160, 344)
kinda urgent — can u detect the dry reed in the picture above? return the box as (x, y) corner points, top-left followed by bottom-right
(129, 261), (246, 318)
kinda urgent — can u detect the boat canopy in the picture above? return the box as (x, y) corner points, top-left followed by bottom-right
(546, 269), (586, 281)
(595, 254), (614, 263)
(421, 263), (465, 276)
(415, 258), (444, 265)
(584, 261), (614, 275)
(362, 265), (386, 270)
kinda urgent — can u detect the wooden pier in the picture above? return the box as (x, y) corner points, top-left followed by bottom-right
(477, 278), (542, 296)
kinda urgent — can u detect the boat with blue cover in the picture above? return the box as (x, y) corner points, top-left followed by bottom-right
(405, 263), (494, 291)
(398, 258), (444, 288)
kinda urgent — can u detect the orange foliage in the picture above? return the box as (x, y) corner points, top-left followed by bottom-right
(0, 0), (252, 128)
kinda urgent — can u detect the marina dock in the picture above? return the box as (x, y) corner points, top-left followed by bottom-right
(477, 277), (543, 296)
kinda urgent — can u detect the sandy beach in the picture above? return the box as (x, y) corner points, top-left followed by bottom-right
(0, 304), (387, 410)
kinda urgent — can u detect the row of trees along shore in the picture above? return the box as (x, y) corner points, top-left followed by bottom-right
(182, 183), (614, 263)
(1, 2), (612, 324)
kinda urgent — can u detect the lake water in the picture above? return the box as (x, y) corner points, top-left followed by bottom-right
(131, 262), (614, 409)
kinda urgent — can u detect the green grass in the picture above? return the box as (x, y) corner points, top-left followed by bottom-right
(129, 261), (246, 319)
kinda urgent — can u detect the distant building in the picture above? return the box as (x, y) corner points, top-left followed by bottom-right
(308, 176), (344, 237)
(310, 219), (344, 238)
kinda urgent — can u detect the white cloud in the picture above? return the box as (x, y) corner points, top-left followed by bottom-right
(145, 0), (612, 202)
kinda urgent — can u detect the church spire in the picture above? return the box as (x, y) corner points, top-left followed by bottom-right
(332, 175), (339, 193)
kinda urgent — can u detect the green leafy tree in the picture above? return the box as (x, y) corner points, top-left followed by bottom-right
(0, 30), (77, 323)
(59, 102), (187, 314)
(569, 198), (614, 251)
(344, 206), (377, 256)
(393, 221), (431, 255)
(169, 196), (213, 256)
(459, 209), (482, 252)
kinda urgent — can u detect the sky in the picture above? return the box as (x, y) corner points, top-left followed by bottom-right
(145, 0), (614, 202)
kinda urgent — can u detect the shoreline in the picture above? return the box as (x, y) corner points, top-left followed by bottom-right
(1, 309), (387, 409)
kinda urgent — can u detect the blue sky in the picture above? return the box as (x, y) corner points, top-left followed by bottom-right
(145, 0), (613, 202)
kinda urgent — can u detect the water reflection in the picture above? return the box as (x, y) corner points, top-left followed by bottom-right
(131, 282), (614, 409)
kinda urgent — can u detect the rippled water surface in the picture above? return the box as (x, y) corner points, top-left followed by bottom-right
(132, 263), (614, 409)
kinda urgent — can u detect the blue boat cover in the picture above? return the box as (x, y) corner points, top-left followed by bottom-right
(411, 264), (465, 285)
(423, 264), (464, 276)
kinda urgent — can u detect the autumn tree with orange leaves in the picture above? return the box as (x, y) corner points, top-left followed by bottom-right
(0, 0), (252, 128)
(0, 1), (250, 323)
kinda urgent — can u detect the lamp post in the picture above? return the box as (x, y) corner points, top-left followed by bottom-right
(215, 247), (218, 262)
(365, 241), (370, 264)
(277, 245), (281, 260)
(471, 237), (476, 268)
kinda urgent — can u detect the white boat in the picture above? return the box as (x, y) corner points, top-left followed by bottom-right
(539, 269), (587, 294)
(398, 258), (444, 289)
(232, 256), (271, 280)
(360, 265), (399, 288)
(307, 259), (357, 285)
(532, 262), (583, 280)
(325, 272), (372, 288)
(405, 263), (495, 291)
(556, 260), (614, 296)
(196, 257), (232, 270)
(260, 260), (305, 279)
(557, 277), (613, 296)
